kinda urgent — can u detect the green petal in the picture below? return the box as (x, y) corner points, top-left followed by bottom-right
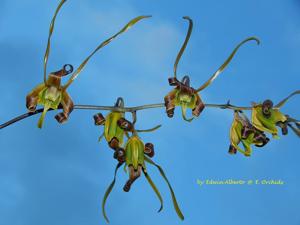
(98, 132), (105, 142)
(43, 0), (67, 83)
(102, 162), (123, 223)
(37, 105), (50, 129)
(136, 124), (162, 133)
(196, 37), (260, 92)
(63, 15), (151, 90)
(173, 16), (193, 78)
(229, 116), (246, 155)
(145, 156), (184, 220)
(287, 124), (300, 138)
(275, 90), (300, 108)
(142, 168), (163, 212)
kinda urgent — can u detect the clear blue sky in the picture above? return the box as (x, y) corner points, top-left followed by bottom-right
(1, 0), (300, 225)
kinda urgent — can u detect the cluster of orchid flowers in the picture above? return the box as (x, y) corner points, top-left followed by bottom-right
(1, 0), (299, 223)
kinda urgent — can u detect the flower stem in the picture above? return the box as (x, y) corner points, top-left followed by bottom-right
(0, 102), (252, 129)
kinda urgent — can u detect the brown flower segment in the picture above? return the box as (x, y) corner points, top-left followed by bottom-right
(96, 106), (184, 223)
(25, 0), (150, 128)
(164, 16), (260, 122)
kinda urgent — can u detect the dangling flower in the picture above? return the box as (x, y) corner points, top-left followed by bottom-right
(251, 90), (300, 138)
(26, 0), (151, 128)
(164, 16), (260, 122)
(229, 111), (269, 157)
(124, 135), (146, 174)
(101, 118), (183, 223)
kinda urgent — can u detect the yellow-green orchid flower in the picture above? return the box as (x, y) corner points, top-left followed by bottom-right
(164, 16), (260, 122)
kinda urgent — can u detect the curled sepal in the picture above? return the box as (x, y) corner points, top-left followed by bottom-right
(144, 143), (155, 157)
(117, 118), (134, 132)
(252, 100), (287, 138)
(102, 162), (123, 223)
(196, 37), (260, 92)
(54, 90), (74, 124)
(142, 168), (163, 213)
(63, 15), (151, 90)
(145, 156), (184, 221)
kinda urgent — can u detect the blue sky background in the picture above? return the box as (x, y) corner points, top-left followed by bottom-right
(1, 0), (300, 225)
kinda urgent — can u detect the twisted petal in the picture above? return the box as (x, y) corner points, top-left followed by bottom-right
(142, 168), (163, 212)
(275, 90), (300, 108)
(196, 37), (260, 92)
(287, 123), (300, 137)
(102, 162), (123, 223)
(43, 0), (67, 83)
(145, 156), (184, 220)
(98, 132), (105, 142)
(136, 124), (162, 133)
(173, 16), (193, 78)
(63, 15), (151, 89)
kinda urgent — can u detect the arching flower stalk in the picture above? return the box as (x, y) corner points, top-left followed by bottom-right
(229, 111), (269, 157)
(164, 16), (260, 122)
(26, 0), (150, 128)
(101, 112), (184, 223)
(251, 90), (300, 138)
